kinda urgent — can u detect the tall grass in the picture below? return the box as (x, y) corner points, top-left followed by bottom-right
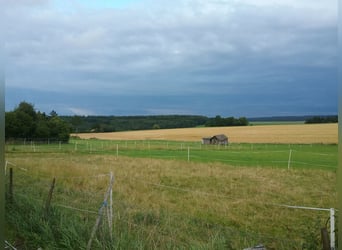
(5, 146), (337, 249)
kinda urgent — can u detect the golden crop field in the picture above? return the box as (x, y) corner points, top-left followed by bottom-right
(74, 123), (338, 144)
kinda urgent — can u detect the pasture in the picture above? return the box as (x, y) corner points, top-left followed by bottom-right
(5, 123), (338, 249)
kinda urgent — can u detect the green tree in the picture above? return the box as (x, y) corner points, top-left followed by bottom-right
(152, 124), (160, 129)
(70, 115), (83, 133)
(16, 101), (37, 120)
(5, 101), (71, 142)
(35, 120), (50, 139)
(14, 110), (35, 138)
(5, 112), (20, 140)
(48, 116), (71, 142)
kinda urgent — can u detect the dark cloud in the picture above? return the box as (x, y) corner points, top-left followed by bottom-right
(3, 0), (337, 116)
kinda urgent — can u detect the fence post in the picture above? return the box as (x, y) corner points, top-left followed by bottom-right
(330, 208), (335, 250)
(87, 173), (115, 250)
(187, 147), (190, 162)
(44, 177), (56, 218)
(106, 172), (113, 241)
(287, 149), (292, 170)
(9, 168), (13, 202)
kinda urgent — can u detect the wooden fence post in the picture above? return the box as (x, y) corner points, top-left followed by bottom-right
(9, 167), (13, 202)
(44, 177), (56, 218)
(321, 227), (330, 250)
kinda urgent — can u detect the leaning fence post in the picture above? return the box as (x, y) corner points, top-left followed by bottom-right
(87, 173), (115, 250)
(9, 168), (13, 202)
(5, 160), (8, 176)
(44, 177), (56, 218)
(106, 172), (114, 241)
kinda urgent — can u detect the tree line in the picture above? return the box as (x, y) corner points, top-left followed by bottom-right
(304, 116), (338, 124)
(5, 101), (250, 140)
(5, 102), (337, 142)
(62, 114), (249, 133)
(5, 102), (71, 142)
(205, 115), (249, 127)
(62, 115), (209, 133)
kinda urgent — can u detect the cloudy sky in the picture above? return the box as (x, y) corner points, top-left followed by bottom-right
(2, 0), (338, 117)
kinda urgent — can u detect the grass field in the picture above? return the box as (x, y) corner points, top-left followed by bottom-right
(5, 123), (338, 249)
(6, 139), (338, 170)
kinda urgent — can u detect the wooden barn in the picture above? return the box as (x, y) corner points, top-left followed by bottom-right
(202, 134), (228, 145)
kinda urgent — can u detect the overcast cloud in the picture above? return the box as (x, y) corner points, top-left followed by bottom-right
(3, 0), (337, 117)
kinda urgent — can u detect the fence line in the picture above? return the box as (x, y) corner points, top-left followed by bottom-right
(190, 155), (291, 165)
(8, 164), (334, 249)
(9, 165), (113, 215)
(134, 178), (235, 199)
(271, 204), (331, 211)
(11, 180), (302, 247)
(117, 200), (302, 247)
(7, 140), (337, 156)
(15, 193), (99, 215)
(6, 163), (111, 180)
(6, 143), (337, 248)
(5, 240), (17, 250)
(55, 204), (98, 215)
(290, 161), (336, 169)
(15, 171), (336, 224)
(131, 177), (336, 210)
(291, 149), (336, 157)
(270, 204), (336, 250)
(126, 177), (336, 248)
(6, 141), (337, 170)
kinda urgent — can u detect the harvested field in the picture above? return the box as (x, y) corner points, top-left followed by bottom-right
(74, 123), (338, 144)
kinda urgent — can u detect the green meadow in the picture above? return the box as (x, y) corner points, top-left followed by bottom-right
(7, 139), (337, 170)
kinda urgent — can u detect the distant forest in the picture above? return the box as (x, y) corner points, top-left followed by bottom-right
(304, 115), (338, 124)
(61, 115), (249, 133)
(61, 114), (338, 134)
(249, 115), (338, 123)
(7, 102), (336, 138)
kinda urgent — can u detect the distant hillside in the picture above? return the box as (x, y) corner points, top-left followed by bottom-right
(248, 116), (306, 122)
(248, 115), (338, 122)
(61, 115), (249, 133)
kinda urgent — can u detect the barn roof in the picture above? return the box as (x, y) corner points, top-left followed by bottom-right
(213, 134), (228, 140)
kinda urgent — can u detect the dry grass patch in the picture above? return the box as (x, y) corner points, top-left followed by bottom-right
(7, 152), (336, 248)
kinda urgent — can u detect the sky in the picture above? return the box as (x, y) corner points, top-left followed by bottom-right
(2, 0), (338, 117)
